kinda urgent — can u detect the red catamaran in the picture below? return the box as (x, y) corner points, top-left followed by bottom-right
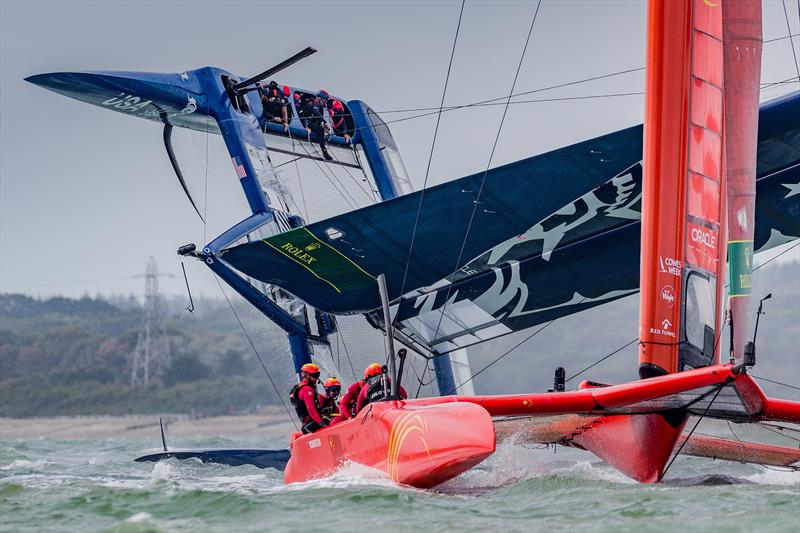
(286, 0), (799, 485)
(27, 0), (799, 486)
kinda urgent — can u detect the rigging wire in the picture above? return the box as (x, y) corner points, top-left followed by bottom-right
(764, 32), (800, 43)
(287, 130), (310, 221)
(369, 34), (796, 118)
(444, 316), (561, 395)
(329, 149), (378, 203)
(395, 0), (467, 323)
(203, 102), (211, 245)
(443, 240), (800, 396)
(754, 421), (800, 443)
(214, 276), (299, 431)
(659, 383), (726, 480)
(352, 146), (381, 203)
(761, 75), (800, 89)
(564, 242), (800, 385)
(565, 338), (639, 383)
(274, 156), (303, 169)
(334, 328), (341, 371)
(749, 374), (800, 391)
(428, 0), (543, 362)
(334, 318), (359, 382)
(295, 139), (360, 209)
(783, 1), (800, 81)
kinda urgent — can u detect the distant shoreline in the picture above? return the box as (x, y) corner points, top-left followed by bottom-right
(0, 407), (295, 440)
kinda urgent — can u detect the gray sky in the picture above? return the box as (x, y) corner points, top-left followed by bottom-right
(1, 0), (798, 300)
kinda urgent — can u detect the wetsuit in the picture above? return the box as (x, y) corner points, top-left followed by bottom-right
(290, 379), (326, 434)
(327, 100), (354, 139)
(300, 96), (331, 159)
(355, 376), (407, 414)
(260, 88), (288, 128)
(338, 380), (365, 420)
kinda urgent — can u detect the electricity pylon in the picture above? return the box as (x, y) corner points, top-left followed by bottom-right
(131, 257), (172, 386)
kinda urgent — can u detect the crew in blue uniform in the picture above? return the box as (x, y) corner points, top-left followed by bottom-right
(259, 80), (289, 131)
(300, 90), (332, 160)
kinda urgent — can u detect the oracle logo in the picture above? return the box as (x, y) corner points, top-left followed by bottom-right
(690, 227), (716, 249)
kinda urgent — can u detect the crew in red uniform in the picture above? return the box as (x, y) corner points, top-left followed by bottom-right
(338, 363), (382, 420)
(289, 363), (327, 434)
(320, 377), (342, 422)
(355, 366), (407, 415)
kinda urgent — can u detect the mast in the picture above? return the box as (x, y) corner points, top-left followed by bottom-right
(638, 0), (727, 377)
(722, 1), (762, 363)
(377, 274), (399, 399)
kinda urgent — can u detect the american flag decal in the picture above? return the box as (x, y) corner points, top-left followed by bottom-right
(231, 156), (247, 179)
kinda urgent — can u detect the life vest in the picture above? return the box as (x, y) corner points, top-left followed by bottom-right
(302, 98), (325, 123)
(320, 395), (340, 419)
(289, 381), (319, 422)
(365, 374), (387, 405)
(344, 380), (364, 417)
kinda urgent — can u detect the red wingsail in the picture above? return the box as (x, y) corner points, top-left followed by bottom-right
(638, 0), (727, 378)
(723, 1), (763, 360)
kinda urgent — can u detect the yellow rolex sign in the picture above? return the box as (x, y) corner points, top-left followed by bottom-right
(263, 227), (375, 293)
(728, 240), (753, 297)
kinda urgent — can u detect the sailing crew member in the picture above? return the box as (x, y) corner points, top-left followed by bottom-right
(259, 80), (289, 131)
(355, 366), (407, 415)
(338, 363), (381, 420)
(289, 363), (327, 434)
(320, 377), (342, 421)
(293, 91), (304, 119)
(300, 89), (333, 160)
(327, 99), (352, 143)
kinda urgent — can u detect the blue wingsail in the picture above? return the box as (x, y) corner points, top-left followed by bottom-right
(220, 125), (646, 313)
(219, 92), (800, 335)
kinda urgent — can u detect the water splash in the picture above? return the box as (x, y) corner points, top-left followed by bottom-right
(745, 468), (800, 487)
(0, 458), (55, 471)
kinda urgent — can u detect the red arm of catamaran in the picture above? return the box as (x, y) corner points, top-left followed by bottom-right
(441, 364), (799, 423)
(436, 363), (799, 475)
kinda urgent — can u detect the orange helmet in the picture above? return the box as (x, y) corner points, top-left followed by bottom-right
(323, 377), (341, 396)
(301, 363), (321, 380)
(364, 363), (383, 379)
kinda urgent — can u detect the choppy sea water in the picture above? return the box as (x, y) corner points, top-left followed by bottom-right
(1, 435), (798, 532)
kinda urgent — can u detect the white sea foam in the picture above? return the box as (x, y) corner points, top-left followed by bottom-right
(125, 512), (153, 523)
(560, 460), (637, 484)
(278, 461), (409, 494)
(149, 461), (176, 484)
(0, 458), (54, 471)
(442, 439), (638, 492)
(745, 467), (800, 487)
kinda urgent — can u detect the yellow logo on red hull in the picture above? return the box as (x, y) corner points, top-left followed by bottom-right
(386, 412), (432, 482)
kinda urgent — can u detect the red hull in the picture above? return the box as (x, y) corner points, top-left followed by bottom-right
(284, 400), (495, 488)
(571, 413), (688, 483)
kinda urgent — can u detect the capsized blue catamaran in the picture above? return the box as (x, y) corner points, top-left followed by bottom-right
(27, 11), (800, 483)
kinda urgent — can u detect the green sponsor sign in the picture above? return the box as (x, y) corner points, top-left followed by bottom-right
(263, 227), (375, 293)
(728, 240), (753, 298)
